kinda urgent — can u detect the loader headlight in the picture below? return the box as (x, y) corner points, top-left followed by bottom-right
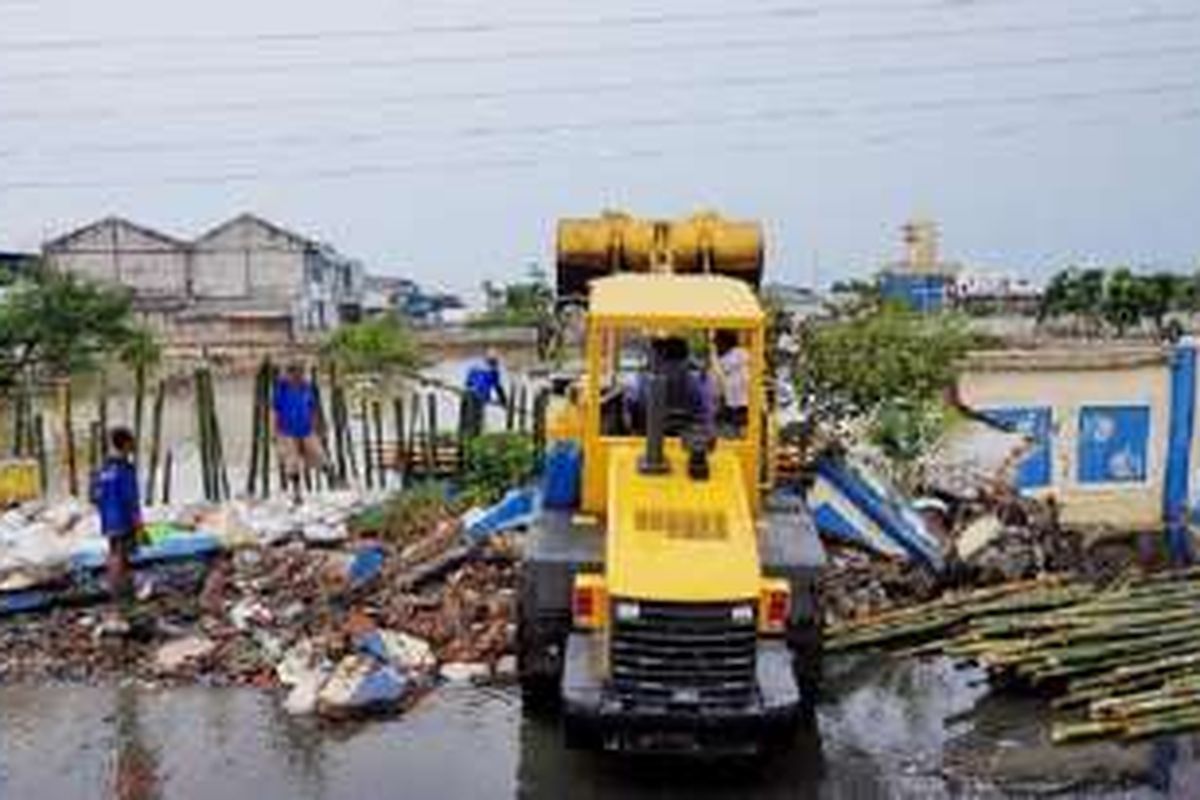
(615, 601), (641, 623)
(730, 604), (755, 625)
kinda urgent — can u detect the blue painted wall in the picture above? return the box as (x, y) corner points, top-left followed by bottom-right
(981, 406), (1053, 490)
(1077, 405), (1151, 484)
(879, 273), (951, 313)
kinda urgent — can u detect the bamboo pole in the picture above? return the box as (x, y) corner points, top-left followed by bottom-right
(34, 412), (47, 496)
(372, 400), (384, 487)
(162, 448), (173, 505)
(407, 392), (420, 479)
(311, 365), (331, 491)
(393, 396), (406, 486)
(361, 396), (374, 490)
(328, 364), (347, 486)
(194, 369), (212, 502)
(145, 379), (165, 505)
(132, 362), (146, 471)
(247, 361), (265, 497)
(425, 392), (437, 476)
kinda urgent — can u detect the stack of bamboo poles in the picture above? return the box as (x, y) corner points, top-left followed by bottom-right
(826, 569), (1200, 745)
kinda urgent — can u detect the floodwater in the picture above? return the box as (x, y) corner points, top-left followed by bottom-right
(3, 656), (1197, 799)
(25, 354), (530, 505)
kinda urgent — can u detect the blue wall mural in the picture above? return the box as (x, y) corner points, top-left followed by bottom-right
(1078, 405), (1150, 484)
(981, 406), (1053, 490)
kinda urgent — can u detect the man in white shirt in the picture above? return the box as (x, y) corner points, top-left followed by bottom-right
(714, 329), (749, 435)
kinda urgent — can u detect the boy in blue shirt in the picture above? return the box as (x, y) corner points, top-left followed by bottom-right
(273, 362), (325, 502)
(91, 427), (142, 624)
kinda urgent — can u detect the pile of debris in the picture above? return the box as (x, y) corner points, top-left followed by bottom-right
(0, 489), (521, 720)
(813, 410), (1085, 626)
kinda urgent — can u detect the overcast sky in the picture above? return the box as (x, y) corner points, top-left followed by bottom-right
(1, 0), (1198, 297)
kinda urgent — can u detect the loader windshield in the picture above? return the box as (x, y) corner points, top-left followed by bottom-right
(598, 326), (750, 441)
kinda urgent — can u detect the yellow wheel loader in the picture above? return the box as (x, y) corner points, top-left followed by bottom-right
(518, 213), (825, 754)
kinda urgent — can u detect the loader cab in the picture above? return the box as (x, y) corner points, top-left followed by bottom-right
(580, 274), (768, 518)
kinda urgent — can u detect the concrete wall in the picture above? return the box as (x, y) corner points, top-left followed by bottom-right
(960, 349), (1172, 531)
(192, 216), (305, 300)
(46, 218), (189, 297)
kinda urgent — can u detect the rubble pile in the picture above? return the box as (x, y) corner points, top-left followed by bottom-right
(0, 490), (519, 720)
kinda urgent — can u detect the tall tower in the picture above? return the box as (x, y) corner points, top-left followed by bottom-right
(902, 219), (939, 274)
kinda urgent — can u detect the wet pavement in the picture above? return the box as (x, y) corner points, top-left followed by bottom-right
(3, 655), (1197, 799)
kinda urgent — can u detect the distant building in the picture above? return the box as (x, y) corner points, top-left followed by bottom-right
(954, 271), (1042, 315)
(360, 275), (463, 325)
(43, 213), (367, 352)
(762, 282), (827, 321)
(877, 219), (959, 313)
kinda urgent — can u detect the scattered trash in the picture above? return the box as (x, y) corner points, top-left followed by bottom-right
(440, 662), (491, 684)
(0, 488), (520, 726)
(153, 635), (216, 674)
(317, 656), (410, 717)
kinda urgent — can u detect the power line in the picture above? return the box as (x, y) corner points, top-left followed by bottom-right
(2, 80), (1196, 191)
(0, 0), (1081, 52)
(5, 34), (1199, 125)
(3, 9), (1197, 85)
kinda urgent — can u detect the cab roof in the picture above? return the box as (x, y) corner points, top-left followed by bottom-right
(587, 274), (764, 327)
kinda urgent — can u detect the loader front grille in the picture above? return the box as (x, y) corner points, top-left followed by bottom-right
(609, 599), (757, 711)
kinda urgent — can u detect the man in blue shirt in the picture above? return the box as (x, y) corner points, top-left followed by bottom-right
(463, 350), (507, 439)
(90, 426), (142, 625)
(274, 362), (325, 502)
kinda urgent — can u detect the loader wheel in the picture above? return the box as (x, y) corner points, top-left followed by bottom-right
(517, 610), (568, 712)
(790, 622), (823, 714)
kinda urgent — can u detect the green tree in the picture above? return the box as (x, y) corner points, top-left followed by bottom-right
(797, 304), (973, 466)
(1102, 268), (1144, 338)
(1142, 272), (1181, 334)
(0, 266), (142, 381)
(473, 264), (554, 328)
(321, 313), (424, 379)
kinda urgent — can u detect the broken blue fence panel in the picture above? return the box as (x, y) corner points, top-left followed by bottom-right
(980, 406), (1053, 491)
(461, 487), (540, 543)
(810, 456), (944, 571)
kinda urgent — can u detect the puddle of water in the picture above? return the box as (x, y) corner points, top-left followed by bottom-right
(2, 656), (1194, 799)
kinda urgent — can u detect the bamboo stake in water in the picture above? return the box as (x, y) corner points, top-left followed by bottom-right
(393, 396), (406, 487)
(162, 448), (174, 505)
(425, 392), (437, 476)
(247, 361), (265, 497)
(372, 400), (384, 488)
(34, 412), (47, 496)
(145, 379), (165, 505)
(328, 364), (347, 486)
(311, 365), (331, 491)
(195, 369), (212, 501)
(361, 396), (374, 490)
(132, 362), (146, 472)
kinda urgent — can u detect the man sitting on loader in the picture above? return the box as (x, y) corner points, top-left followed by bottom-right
(622, 336), (715, 438)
